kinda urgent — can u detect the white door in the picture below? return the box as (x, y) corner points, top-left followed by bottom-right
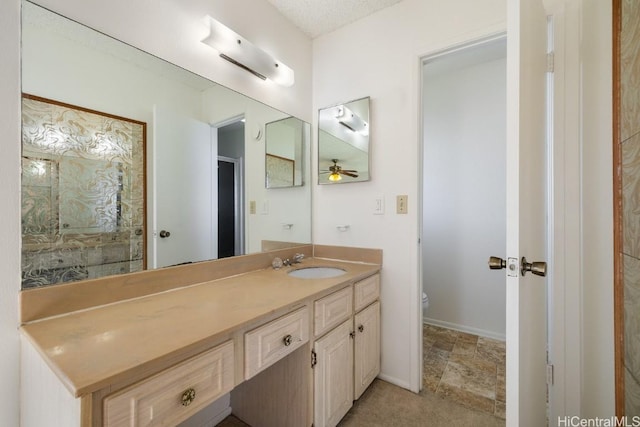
(505, 0), (549, 425)
(152, 106), (218, 268)
(314, 319), (354, 427)
(354, 301), (380, 400)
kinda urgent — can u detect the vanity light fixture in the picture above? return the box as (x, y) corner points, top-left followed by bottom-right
(201, 16), (295, 87)
(336, 105), (368, 135)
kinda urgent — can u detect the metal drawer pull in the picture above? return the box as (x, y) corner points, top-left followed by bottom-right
(181, 388), (196, 406)
(283, 334), (293, 346)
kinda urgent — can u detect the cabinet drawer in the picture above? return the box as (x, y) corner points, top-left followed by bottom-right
(103, 340), (234, 427)
(354, 274), (380, 312)
(314, 286), (353, 337)
(245, 307), (309, 380)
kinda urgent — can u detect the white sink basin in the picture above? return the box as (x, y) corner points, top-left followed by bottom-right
(287, 267), (346, 279)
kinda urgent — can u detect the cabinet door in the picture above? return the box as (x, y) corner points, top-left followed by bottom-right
(354, 301), (380, 399)
(313, 319), (353, 427)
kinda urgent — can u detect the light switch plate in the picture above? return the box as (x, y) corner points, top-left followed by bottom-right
(374, 195), (385, 215)
(396, 195), (408, 214)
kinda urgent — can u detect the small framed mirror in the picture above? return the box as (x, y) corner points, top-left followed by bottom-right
(318, 97), (370, 184)
(265, 117), (306, 188)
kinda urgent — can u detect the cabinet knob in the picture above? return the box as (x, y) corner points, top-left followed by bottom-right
(283, 334), (293, 346)
(159, 230), (171, 238)
(349, 331), (356, 339)
(180, 388), (196, 406)
(358, 325), (364, 333)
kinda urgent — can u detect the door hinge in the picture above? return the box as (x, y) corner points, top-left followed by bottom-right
(547, 52), (555, 73)
(311, 349), (317, 368)
(546, 364), (554, 385)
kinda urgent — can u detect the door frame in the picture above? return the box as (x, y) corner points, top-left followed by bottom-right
(417, 30), (509, 389)
(416, 19), (576, 419)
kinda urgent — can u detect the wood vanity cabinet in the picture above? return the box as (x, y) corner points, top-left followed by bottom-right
(103, 341), (235, 426)
(313, 274), (381, 427)
(20, 254), (381, 427)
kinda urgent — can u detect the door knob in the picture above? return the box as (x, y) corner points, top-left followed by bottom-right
(521, 257), (547, 277)
(159, 230), (171, 238)
(488, 256), (507, 270)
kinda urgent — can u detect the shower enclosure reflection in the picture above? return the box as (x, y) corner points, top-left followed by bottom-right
(21, 95), (145, 287)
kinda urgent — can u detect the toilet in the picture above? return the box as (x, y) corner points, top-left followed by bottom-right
(422, 291), (430, 313)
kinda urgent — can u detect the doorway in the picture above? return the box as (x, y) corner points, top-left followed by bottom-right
(420, 36), (507, 418)
(217, 120), (245, 258)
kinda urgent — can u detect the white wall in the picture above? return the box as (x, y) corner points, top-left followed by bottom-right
(422, 50), (506, 339)
(313, 0), (507, 391)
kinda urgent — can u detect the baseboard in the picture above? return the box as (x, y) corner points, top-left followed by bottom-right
(423, 318), (505, 341)
(376, 373), (413, 392)
(179, 393), (231, 427)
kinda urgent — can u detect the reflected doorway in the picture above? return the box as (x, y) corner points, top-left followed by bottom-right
(218, 120), (245, 258)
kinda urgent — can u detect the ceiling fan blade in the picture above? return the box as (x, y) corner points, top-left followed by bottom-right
(341, 171), (359, 178)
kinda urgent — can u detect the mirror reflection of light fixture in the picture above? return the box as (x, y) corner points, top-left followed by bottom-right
(201, 16), (295, 87)
(336, 105), (368, 135)
(328, 172), (342, 182)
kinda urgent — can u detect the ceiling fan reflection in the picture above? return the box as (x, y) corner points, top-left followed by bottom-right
(319, 159), (359, 181)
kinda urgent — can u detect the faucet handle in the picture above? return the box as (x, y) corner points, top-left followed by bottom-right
(293, 253), (305, 263)
(272, 257), (283, 269)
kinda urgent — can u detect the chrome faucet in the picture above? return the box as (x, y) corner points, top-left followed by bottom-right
(292, 253), (305, 264)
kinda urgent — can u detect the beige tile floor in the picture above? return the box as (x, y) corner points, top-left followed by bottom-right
(422, 324), (506, 419)
(219, 324), (506, 426)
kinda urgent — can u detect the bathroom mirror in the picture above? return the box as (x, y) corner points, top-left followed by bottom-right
(318, 97), (371, 184)
(20, 1), (311, 288)
(265, 117), (305, 188)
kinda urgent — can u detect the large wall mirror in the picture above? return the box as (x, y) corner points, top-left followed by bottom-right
(20, 1), (311, 289)
(318, 97), (370, 184)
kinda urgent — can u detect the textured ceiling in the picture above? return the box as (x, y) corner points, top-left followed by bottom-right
(265, 0), (404, 38)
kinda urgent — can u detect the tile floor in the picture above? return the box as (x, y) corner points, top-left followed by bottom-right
(422, 324), (506, 419)
(218, 324), (506, 426)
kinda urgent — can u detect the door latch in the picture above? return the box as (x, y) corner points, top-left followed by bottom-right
(488, 256), (520, 277)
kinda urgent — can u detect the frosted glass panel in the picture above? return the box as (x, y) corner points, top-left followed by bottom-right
(21, 96), (145, 288)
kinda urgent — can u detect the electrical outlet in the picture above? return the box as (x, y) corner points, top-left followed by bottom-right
(249, 201), (256, 214)
(396, 195), (408, 214)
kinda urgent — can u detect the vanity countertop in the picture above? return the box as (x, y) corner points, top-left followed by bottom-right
(20, 258), (380, 398)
